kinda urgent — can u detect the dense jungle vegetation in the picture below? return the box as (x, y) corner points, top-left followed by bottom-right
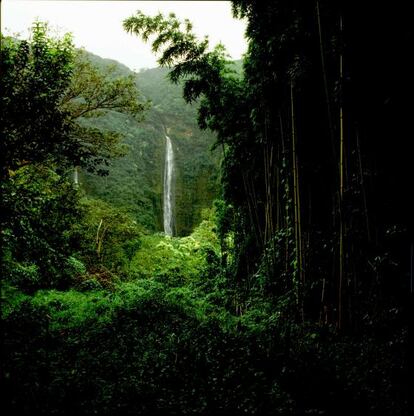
(1, 1), (410, 415)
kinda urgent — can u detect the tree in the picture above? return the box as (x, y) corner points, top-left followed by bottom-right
(0, 22), (75, 178)
(1, 164), (82, 291)
(0, 22), (149, 178)
(72, 198), (142, 275)
(0, 22), (148, 289)
(123, 9), (299, 312)
(124, 1), (412, 329)
(60, 49), (149, 174)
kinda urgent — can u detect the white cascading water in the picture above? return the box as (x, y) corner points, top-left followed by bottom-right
(163, 135), (174, 236)
(73, 166), (79, 187)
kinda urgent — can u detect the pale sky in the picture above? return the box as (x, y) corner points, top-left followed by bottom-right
(1, 0), (248, 71)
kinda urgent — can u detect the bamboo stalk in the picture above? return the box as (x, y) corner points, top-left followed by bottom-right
(291, 82), (302, 316)
(319, 277), (326, 324)
(356, 129), (371, 241)
(338, 14), (344, 330)
(241, 172), (258, 246)
(275, 149), (280, 231)
(264, 109), (275, 247)
(411, 243), (413, 294)
(296, 154), (303, 281)
(249, 174), (264, 247)
(268, 142), (274, 239)
(316, 0), (336, 160)
(291, 83), (298, 259)
(279, 111), (290, 274)
(339, 19), (344, 202)
(264, 145), (270, 243)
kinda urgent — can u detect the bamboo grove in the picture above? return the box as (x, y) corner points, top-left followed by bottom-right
(124, 0), (412, 330)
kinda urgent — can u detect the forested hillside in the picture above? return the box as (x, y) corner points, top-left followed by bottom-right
(1, 2), (410, 415)
(80, 52), (221, 235)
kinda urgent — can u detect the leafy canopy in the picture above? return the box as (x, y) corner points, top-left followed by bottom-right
(0, 22), (75, 176)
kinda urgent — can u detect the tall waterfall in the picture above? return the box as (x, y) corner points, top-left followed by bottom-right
(163, 135), (174, 236)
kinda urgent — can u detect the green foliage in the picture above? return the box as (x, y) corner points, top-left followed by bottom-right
(124, 10), (243, 139)
(129, 208), (219, 284)
(0, 22), (149, 291)
(79, 56), (221, 235)
(65, 256), (87, 278)
(71, 197), (142, 276)
(61, 49), (149, 174)
(63, 49), (147, 120)
(5, 262), (40, 290)
(0, 22), (148, 179)
(1, 6), (409, 416)
(2, 277), (407, 415)
(123, 9), (264, 293)
(0, 22), (75, 175)
(1, 164), (81, 291)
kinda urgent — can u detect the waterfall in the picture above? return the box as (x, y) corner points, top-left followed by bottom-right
(73, 166), (79, 188)
(163, 135), (174, 236)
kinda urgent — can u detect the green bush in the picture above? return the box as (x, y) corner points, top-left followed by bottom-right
(65, 256), (87, 278)
(1, 165), (82, 291)
(129, 210), (220, 285)
(2, 278), (406, 416)
(71, 197), (142, 276)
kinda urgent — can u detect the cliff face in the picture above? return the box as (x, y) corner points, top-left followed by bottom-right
(80, 53), (220, 235)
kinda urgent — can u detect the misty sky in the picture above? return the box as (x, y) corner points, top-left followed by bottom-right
(1, 0), (248, 71)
